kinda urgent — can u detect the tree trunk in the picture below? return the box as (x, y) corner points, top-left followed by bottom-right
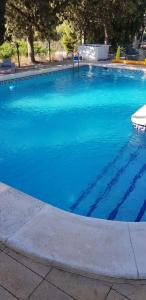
(84, 28), (87, 44)
(104, 24), (109, 45)
(0, 0), (6, 45)
(27, 29), (35, 64)
(140, 25), (145, 43)
(80, 30), (83, 45)
(48, 40), (51, 62)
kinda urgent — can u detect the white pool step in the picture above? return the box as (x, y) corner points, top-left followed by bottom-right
(131, 105), (146, 128)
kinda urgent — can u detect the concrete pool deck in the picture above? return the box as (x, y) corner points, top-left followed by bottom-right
(1, 62), (146, 298)
(0, 181), (146, 281)
(1, 183), (146, 300)
(0, 59), (146, 83)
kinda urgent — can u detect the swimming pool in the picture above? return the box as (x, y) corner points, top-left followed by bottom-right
(1, 65), (146, 222)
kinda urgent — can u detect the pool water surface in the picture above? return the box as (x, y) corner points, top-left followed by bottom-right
(1, 65), (146, 221)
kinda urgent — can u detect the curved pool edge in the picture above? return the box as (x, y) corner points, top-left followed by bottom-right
(0, 182), (146, 281)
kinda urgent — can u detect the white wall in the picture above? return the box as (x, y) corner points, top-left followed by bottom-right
(78, 44), (109, 61)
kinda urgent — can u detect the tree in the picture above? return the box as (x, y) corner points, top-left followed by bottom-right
(65, 0), (99, 44)
(57, 21), (78, 53)
(65, 0), (146, 48)
(0, 0), (6, 44)
(3, 0), (146, 62)
(5, 0), (69, 63)
(98, 0), (146, 48)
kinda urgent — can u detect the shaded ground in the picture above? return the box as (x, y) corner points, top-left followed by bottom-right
(0, 59), (73, 76)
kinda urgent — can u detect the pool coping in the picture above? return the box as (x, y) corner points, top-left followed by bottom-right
(0, 60), (146, 84)
(0, 62), (146, 281)
(0, 62), (87, 83)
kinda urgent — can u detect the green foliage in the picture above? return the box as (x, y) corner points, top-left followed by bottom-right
(18, 41), (48, 56)
(1, 0), (146, 62)
(105, 0), (146, 48)
(18, 41), (27, 56)
(57, 21), (78, 53)
(65, 0), (146, 48)
(0, 42), (14, 59)
(0, 41), (48, 59)
(34, 42), (48, 55)
(116, 46), (121, 59)
(5, 0), (69, 62)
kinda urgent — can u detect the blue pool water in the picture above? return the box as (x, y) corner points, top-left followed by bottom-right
(1, 65), (146, 222)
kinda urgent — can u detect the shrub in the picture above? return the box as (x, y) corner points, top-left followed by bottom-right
(18, 41), (28, 56)
(0, 42), (14, 59)
(57, 22), (78, 54)
(116, 46), (121, 60)
(34, 42), (47, 55)
(15, 41), (47, 57)
(0, 40), (50, 60)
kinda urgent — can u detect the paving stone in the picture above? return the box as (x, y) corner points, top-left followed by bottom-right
(0, 251), (42, 299)
(0, 242), (6, 251)
(0, 286), (17, 300)
(0, 186), (45, 240)
(4, 247), (51, 277)
(29, 280), (73, 300)
(90, 275), (146, 285)
(107, 289), (129, 300)
(113, 283), (146, 300)
(128, 222), (146, 279)
(47, 268), (110, 300)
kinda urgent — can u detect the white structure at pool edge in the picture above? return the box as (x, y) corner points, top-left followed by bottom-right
(131, 105), (146, 129)
(78, 44), (109, 61)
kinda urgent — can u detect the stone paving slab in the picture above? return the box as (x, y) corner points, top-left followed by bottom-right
(0, 242), (6, 251)
(47, 268), (110, 300)
(128, 222), (146, 279)
(4, 247), (51, 278)
(29, 280), (74, 300)
(7, 204), (137, 279)
(106, 290), (129, 300)
(113, 283), (146, 300)
(0, 186), (45, 241)
(0, 244), (146, 300)
(0, 251), (42, 299)
(0, 286), (17, 300)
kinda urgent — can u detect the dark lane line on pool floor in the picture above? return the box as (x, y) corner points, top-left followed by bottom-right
(135, 199), (146, 222)
(70, 140), (129, 212)
(87, 147), (140, 217)
(108, 163), (146, 221)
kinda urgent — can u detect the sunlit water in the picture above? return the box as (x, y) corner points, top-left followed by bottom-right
(1, 65), (146, 221)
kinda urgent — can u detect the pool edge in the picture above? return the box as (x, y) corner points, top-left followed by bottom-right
(0, 181), (146, 281)
(0, 61), (146, 84)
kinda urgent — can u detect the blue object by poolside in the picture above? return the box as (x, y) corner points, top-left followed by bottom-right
(73, 56), (82, 61)
(73, 56), (79, 61)
(1, 59), (15, 68)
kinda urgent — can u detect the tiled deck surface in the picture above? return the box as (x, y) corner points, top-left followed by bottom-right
(1, 242), (146, 300)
